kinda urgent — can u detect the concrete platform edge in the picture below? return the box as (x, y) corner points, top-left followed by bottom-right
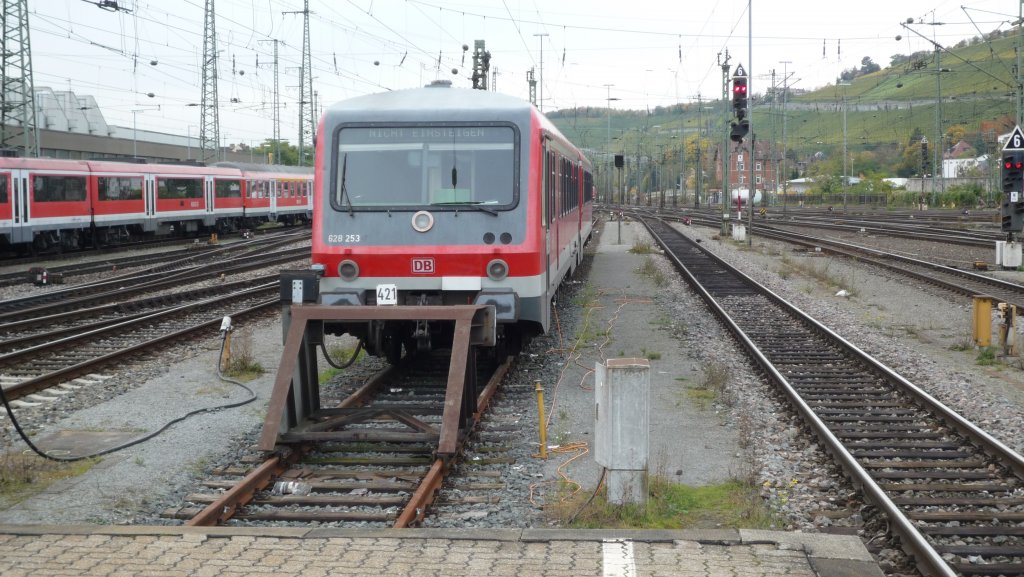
(0, 523), (879, 559)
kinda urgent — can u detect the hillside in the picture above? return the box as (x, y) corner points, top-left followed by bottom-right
(548, 30), (1020, 180)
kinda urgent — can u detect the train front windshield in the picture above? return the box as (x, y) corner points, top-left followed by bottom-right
(333, 124), (517, 211)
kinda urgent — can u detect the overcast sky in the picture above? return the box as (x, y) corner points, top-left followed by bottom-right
(29, 0), (1021, 146)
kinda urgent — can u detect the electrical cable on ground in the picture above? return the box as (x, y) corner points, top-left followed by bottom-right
(320, 339), (363, 369)
(568, 466), (608, 525)
(0, 323), (257, 463)
(532, 238), (656, 515)
(529, 441), (589, 506)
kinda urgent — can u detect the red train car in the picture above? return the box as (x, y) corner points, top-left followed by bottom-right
(215, 162), (313, 226)
(0, 158), (93, 250)
(0, 158), (311, 253)
(311, 80), (594, 361)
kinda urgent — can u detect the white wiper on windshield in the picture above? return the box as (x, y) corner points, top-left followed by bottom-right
(339, 153), (354, 216)
(430, 201), (498, 216)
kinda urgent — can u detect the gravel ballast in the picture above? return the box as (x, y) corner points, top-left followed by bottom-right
(0, 216), (1021, 552)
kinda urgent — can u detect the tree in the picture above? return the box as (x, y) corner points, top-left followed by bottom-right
(860, 57), (881, 75)
(252, 139), (300, 165)
(945, 124), (967, 149)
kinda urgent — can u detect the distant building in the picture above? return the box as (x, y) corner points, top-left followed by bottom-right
(3, 87), (258, 163)
(942, 154), (989, 178)
(716, 139), (781, 195)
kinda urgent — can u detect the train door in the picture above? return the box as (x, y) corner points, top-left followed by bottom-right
(542, 139), (556, 295)
(577, 162), (584, 234)
(0, 171), (10, 244)
(203, 175), (216, 226)
(270, 179), (278, 220)
(142, 174), (157, 232)
(205, 176), (215, 214)
(9, 169), (30, 243)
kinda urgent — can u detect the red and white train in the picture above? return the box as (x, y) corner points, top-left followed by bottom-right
(312, 80), (595, 361)
(0, 158), (312, 253)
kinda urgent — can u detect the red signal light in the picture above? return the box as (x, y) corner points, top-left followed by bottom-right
(733, 84), (747, 95)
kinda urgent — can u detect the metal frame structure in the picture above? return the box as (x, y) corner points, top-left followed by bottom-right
(258, 304), (496, 457)
(1, 0), (39, 156)
(200, 0), (220, 163)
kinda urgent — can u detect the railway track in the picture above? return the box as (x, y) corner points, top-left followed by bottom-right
(0, 244), (309, 318)
(640, 215), (1024, 577)
(617, 205), (999, 249)
(0, 224), (312, 276)
(615, 208), (1024, 314)
(168, 348), (511, 527)
(746, 226), (1024, 310)
(0, 275), (280, 351)
(0, 284), (281, 406)
(0, 242), (307, 320)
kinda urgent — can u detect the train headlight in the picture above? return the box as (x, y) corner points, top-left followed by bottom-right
(338, 259), (359, 281)
(486, 258), (509, 281)
(411, 210), (434, 232)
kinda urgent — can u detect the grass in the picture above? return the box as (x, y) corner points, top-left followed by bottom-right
(221, 329), (264, 380)
(637, 257), (667, 287)
(976, 346), (998, 365)
(0, 452), (99, 507)
(642, 348), (661, 360)
(548, 476), (777, 530)
(629, 239), (657, 254)
(319, 344), (364, 384)
(685, 361), (731, 410)
(571, 283), (599, 306)
(776, 256), (858, 296)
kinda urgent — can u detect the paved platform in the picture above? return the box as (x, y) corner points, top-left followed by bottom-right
(0, 525), (882, 577)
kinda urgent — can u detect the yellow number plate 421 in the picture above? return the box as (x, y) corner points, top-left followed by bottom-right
(376, 284), (398, 306)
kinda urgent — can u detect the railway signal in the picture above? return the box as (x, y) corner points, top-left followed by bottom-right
(730, 65), (749, 143)
(920, 137), (929, 174)
(732, 65), (748, 119)
(1001, 150), (1024, 233)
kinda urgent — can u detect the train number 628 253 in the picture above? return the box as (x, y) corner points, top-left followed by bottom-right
(327, 234), (362, 243)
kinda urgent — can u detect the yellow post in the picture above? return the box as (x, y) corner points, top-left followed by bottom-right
(221, 330), (232, 370)
(535, 380), (547, 460)
(972, 296), (992, 347)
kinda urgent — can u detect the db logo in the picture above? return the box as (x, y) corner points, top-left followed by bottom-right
(411, 257), (435, 274)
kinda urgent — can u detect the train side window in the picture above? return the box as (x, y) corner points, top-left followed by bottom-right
(157, 177), (203, 199)
(0, 174), (8, 203)
(98, 176), (143, 200)
(215, 179), (242, 198)
(33, 175), (87, 202)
